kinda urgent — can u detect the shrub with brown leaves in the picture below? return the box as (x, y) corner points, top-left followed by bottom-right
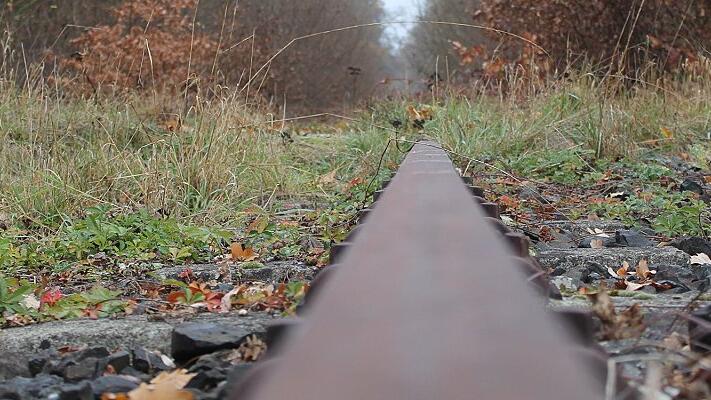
(61, 0), (217, 94)
(476, 0), (711, 74)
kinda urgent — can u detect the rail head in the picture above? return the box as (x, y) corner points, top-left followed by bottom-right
(235, 141), (604, 400)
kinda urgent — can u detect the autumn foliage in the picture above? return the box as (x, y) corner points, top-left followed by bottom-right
(5, 0), (389, 110)
(476, 0), (711, 73)
(61, 0), (217, 93)
(409, 0), (711, 83)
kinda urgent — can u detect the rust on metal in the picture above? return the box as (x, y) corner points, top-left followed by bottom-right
(236, 141), (604, 399)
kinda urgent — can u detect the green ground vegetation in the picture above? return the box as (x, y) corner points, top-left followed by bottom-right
(1, 67), (710, 277)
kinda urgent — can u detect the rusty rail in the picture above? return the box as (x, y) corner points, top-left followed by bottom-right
(232, 141), (611, 399)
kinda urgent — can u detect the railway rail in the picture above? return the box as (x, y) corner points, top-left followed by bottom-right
(230, 141), (629, 399)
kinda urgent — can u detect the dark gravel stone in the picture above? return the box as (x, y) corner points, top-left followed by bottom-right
(689, 304), (711, 353)
(680, 179), (705, 195)
(671, 237), (711, 256)
(0, 384), (21, 400)
(0, 352), (31, 380)
(171, 323), (251, 362)
(580, 263), (608, 283)
(90, 375), (141, 397)
(217, 364), (253, 400)
(63, 357), (100, 381)
(615, 230), (653, 247)
(655, 280), (691, 294)
(652, 263), (697, 286)
(188, 388), (221, 400)
(131, 347), (170, 374)
(106, 351), (131, 373)
(56, 381), (93, 400)
(216, 283), (235, 292)
(118, 366), (150, 381)
(186, 369), (228, 391)
(188, 352), (230, 373)
(76, 346), (110, 361)
(581, 271), (603, 284)
(28, 352), (52, 376)
(0, 374), (63, 398)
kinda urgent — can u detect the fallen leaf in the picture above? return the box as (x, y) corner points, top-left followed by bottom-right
(166, 291), (186, 303)
(220, 287), (242, 312)
(647, 35), (665, 49)
(586, 228), (609, 237)
(635, 259), (652, 280)
(20, 294), (41, 310)
(178, 268), (194, 281)
(246, 217), (269, 234)
(128, 370), (195, 400)
(238, 335), (267, 362)
(588, 290), (645, 340)
(346, 177), (364, 189)
(498, 195), (519, 210)
(318, 170), (337, 185)
(617, 261), (631, 278)
(231, 243), (258, 262)
(590, 239), (605, 249)
(660, 126), (674, 139)
(625, 281), (652, 291)
(40, 289), (62, 307)
(608, 267), (622, 279)
(662, 332), (687, 351)
(406, 105), (433, 121)
(691, 253), (711, 265)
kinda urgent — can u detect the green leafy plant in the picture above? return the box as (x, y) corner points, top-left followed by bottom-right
(506, 149), (594, 185)
(45, 286), (125, 319)
(0, 276), (33, 315)
(0, 207), (232, 272)
(591, 192), (709, 237)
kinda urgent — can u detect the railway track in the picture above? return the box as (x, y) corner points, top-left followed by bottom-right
(229, 141), (630, 399)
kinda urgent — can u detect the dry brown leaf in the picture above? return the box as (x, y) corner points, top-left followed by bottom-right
(660, 126), (674, 139)
(607, 267), (621, 279)
(589, 290), (616, 325)
(149, 369), (194, 387)
(663, 332), (687, 351)
(231, 243), (258, 262)
(318, 170), (337, 185)
(238, 335), (268, 362)
(220, 286), (242, 313)
(128, 370), (195, 400)
(246, 217), (269, 234)
(617, 261), (630, 278)
(406, 105), (433, 121)
(691, 253), (711, 265)
(588, 290), (645, 340)
(624, 281), (651, 291)
(590, 239), (604, 249)
(635, 258), (652, 280)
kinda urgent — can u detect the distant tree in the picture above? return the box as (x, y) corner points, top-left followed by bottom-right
(403, 0), (711, 82)
(4, 0), (393, 111)
(403, 0), (492, 81)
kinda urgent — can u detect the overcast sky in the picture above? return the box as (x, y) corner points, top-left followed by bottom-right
(382, 0), (421, 48)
